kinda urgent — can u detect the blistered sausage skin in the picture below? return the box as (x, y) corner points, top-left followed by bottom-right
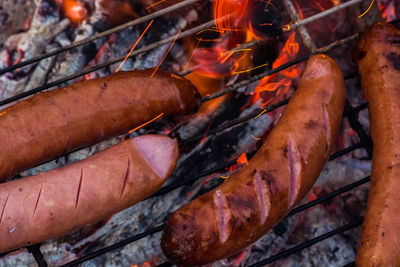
(0, 68), (200, 181)
(161, 55), (345, 265)
(0, 134), (178, 253)
(355, 22), (400, 267)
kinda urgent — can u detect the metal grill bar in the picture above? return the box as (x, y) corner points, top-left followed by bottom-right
(248, 217), (364, 267)
(0, 0), (200, 76)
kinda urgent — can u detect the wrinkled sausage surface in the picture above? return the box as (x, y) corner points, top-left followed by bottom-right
(355, 22), (400, 267)
(0, 134), (179, 253)
(0, 69), (200, 181)
(161, 54), (345, 265)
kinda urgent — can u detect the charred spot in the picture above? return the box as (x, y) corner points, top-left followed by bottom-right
(380, 65), (389, 72)
(182, 224), (187, 231)
(388, 165), (393, 170)
(282, 146), (288, 158)
(356, 51), (367, 62)
(246, 217), (251, 222)
(246, 181), (253, 187)
(388, 35), (400, 45)
(305, 120), (318, 129)
(382, 232), (385, 237)
(387, 52), (400, 70)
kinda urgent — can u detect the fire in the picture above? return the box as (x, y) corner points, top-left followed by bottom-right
(58, 0), (88, 25)
(252, 32), (302, 107)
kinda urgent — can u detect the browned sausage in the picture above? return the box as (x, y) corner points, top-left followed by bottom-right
(0, 134), (178, 253)
(0, 68), (200, 181)
(355, 22), (400, 267)
(161, 54), (345, 265)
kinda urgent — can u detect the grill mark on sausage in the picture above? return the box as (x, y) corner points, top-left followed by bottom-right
(323, 105), (330, 152)
(75, 168), (83, 210)
(288, 139), (301, 209)
(0, 193), (10, 224)
(120, 157), (131, 199)
(213, 190), (232, 243)
(253, 172), (271, 224)
(33, 184), (43, 217)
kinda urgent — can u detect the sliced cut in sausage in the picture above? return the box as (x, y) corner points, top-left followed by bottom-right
(0, 134), (179, 253)
(161, 54), (345, 265)
(355, 22), (400, 267)
(0, 68), (200, 181)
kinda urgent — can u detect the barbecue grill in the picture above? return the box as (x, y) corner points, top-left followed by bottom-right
(0, 0), (397, 266)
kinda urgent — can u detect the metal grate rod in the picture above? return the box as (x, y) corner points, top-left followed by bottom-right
(0, 0), (200, 76)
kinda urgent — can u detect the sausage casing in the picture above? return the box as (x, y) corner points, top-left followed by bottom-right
(0, 134), (179, 253)
(355, 22), (400, 267)
(161, 54), (345, 265)
(0, 69), (200, 181)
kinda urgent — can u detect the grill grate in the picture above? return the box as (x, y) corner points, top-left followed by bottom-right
(0, 1), (397, 266)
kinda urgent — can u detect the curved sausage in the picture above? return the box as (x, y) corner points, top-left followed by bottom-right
(161, 54), (345, 265)
(355, 22), (400, 267)
(0, 68), (200, 181)
(0, 134), (179, 253)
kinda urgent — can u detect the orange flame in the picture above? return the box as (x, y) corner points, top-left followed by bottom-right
(252, 32), (301, 106)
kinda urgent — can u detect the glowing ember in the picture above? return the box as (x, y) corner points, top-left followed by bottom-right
(59, 0), (88, 25)
(237, 153), (248, 165)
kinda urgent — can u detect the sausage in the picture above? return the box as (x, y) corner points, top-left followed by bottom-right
(355, 22), (400, 267)
(161, 54), (345, 265)
(0, 68), (200, 181)
(0, 134), (179, 253)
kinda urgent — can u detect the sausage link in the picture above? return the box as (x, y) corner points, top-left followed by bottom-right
(0, 134), (178, 253)
(355, 22), (400, 267)
(0, 69), (200, 181)
(161, 54), (345, 265)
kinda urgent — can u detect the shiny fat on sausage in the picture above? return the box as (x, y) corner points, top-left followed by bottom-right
(355, 22), (400, 267)
(161, 54), (345, 265)
(0, 134), (179, 253)
(0, 68), (200, 181)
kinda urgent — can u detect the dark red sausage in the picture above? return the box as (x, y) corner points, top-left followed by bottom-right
(161, 54), (345, 265)
(0, 134), (179, 253)
(0, 68), (200, 181)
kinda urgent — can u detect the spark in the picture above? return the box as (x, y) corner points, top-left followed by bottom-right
(358, 0), (375, 18)
(281, 19), (294, 32)
(220, 175), (230, 179)
(255, 109), (267, 118)
(151, 29), (181, 78)
(115, 20), (154, 73)
(232, 62), (270, 74)
(146, 0), (168, 11)
(250, 134), (261, 140)
(128, 113), (164, 133)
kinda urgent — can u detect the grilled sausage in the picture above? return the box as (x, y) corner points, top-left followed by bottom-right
(0, 134), (178, 253)
(355, 22), (400, 267)
(161, 54), (345, 265)
(0, 68), (200, 181)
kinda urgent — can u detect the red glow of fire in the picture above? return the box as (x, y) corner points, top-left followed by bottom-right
(58, 0), (88, 25)
(128, 113), (164, 133)
(377, 0), (396, 22)
(237, 153), (248, 165)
